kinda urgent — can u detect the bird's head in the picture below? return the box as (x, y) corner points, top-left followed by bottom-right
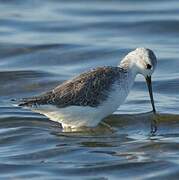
(120, 47), (157, 113)
(120, 48), (157, 77)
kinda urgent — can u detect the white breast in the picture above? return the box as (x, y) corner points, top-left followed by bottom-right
(97, 81), (130, 115)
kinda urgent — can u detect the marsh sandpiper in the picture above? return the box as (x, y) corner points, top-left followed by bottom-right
(19, 48), (157, 132)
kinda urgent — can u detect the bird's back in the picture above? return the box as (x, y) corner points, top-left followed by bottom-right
(19, 66), (127, 108)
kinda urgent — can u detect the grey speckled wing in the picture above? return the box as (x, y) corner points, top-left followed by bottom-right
(19, 67), (127, 108)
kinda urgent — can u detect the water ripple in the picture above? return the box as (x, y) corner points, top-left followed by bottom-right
(1, 0), (179, 179)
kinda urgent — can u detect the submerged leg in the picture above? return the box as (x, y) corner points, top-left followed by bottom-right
(150, 116), (158, 135)
(100, 121), (115, 133)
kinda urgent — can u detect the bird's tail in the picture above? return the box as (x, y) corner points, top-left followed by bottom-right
(17, 91), (53, 107)
(18, 97), (39, 107)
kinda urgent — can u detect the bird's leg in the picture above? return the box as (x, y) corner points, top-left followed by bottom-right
(100, 122), (115, 133)
(150, 116), (158, 135)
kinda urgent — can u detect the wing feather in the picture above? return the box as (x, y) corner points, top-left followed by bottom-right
(19, 67), (126, 108)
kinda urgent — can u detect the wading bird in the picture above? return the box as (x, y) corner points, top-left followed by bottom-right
(19, 48), (157, 132)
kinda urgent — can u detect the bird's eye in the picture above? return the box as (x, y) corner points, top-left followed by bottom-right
(146, 64), (152, 69)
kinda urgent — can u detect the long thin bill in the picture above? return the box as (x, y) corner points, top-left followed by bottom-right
(145, 76), (156, 113)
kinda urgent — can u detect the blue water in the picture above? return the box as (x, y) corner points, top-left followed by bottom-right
(1, 0), (179, 179)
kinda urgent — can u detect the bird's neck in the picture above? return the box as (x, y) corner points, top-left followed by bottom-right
(119, 57), (138, 81)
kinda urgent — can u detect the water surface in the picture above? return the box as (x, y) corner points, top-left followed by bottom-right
(1, 0), (179, 179)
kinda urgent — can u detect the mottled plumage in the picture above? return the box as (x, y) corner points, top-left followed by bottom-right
(19, 67), (127, 108)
